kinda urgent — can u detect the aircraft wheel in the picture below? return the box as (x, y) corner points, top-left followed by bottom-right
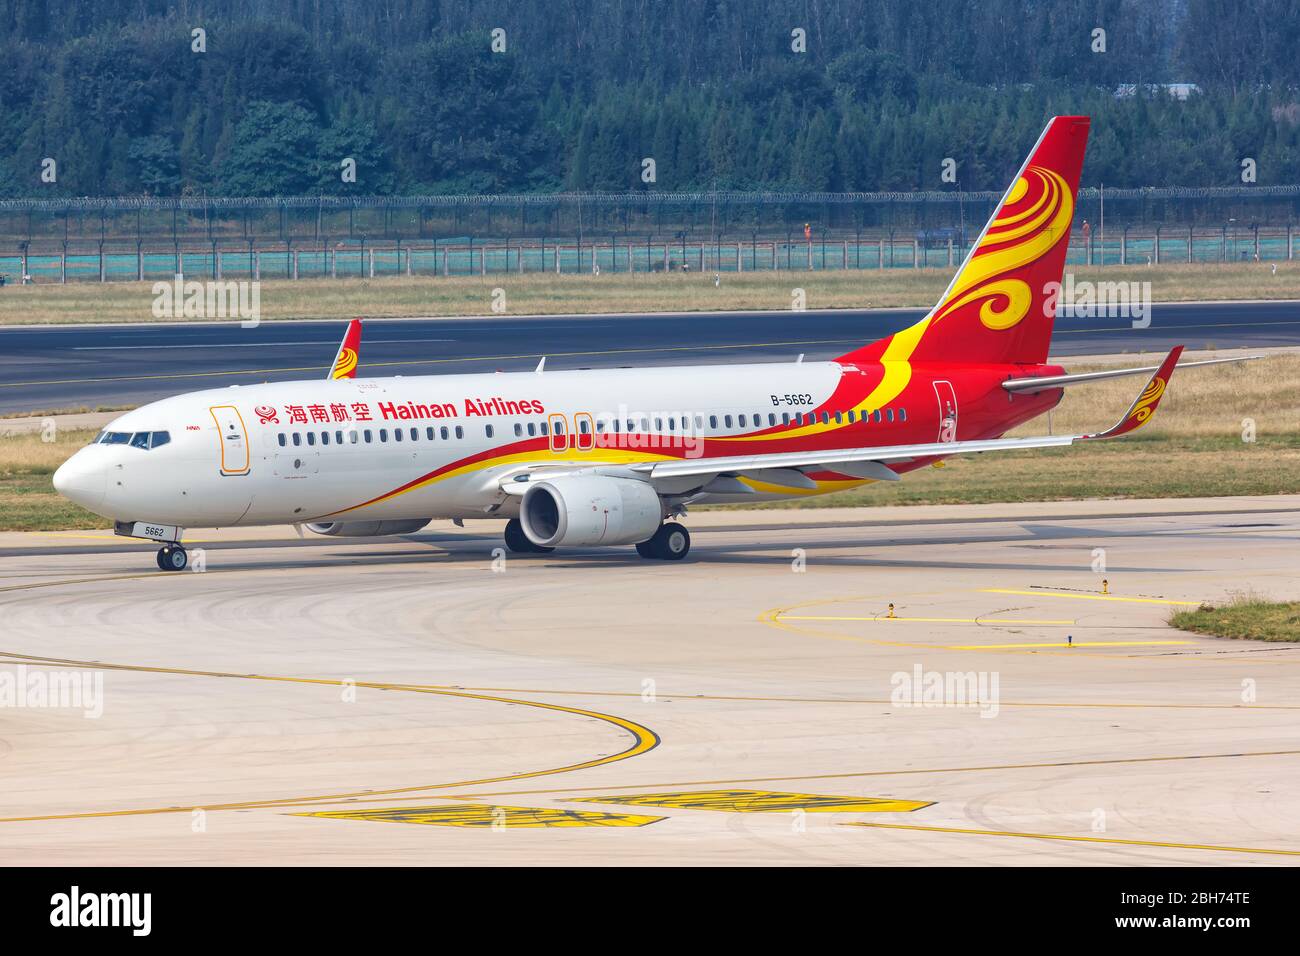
(641, 522), (690, 560)
(504, 518), (554, 554)
(157, 545), (188, 572)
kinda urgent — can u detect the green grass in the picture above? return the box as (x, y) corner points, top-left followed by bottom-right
(1171, 595), (1300, 642)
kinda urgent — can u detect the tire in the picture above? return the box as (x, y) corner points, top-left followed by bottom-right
(640, 522), (690, 560)
(504, 518), (555, 554)
(158, 545), (188, 572)
(656, 522), (690, 560)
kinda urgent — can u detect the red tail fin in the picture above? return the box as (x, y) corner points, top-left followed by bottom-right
(329, 318), (362, 379)
(839, 115), (1090, 366)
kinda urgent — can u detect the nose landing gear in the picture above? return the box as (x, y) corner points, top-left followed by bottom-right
(156, 544), (189, 572)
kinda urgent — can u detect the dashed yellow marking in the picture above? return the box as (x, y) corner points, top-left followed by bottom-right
(295, 804), (663, 828)
(980, 588), (1201, 606)
(949, 640), (1190, 650)
(845, 821), (1300, 858)
(572, 789), (932, 813)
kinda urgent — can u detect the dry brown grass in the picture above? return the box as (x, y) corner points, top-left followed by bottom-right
(2, 261), (1298, 325)
(1010, 354), (1300, 439)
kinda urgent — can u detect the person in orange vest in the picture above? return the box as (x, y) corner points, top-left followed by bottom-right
(804, 222), (812, 242)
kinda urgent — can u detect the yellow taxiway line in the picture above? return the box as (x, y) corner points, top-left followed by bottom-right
(846, 821), (1300, 858)
(949, 640), (1191, 650)
(777, 614), (1076, 625)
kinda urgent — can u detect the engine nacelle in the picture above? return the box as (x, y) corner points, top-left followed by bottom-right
(305, 519), (431, 537)
(520, 476), (662, 547)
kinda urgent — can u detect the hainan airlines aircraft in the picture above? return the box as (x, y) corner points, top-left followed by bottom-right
(53, 116), (1230, 570)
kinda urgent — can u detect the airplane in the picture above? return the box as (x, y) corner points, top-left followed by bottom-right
(52, 115), (1242, 571)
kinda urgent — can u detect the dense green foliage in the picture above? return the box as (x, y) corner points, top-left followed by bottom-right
(0, 0), (1297, 197)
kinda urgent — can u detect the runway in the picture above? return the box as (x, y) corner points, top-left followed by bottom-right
(2, 299), (1298, 414)
(2, 496), (1297, 865)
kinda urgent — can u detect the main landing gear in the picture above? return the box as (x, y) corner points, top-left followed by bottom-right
(636, 522), (691, 561)
(503, 518), (554, 554)
(156, 544), (188, 572)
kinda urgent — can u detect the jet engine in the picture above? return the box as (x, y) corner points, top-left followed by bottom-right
(520, 476), (662, 547)
(305, 519), (431, 536)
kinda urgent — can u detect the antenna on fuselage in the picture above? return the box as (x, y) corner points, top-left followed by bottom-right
(535, 357), (546, 374)
(796, 353), (804, 363)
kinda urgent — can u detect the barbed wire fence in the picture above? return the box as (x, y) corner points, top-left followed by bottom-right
(1, 185), (1297, 282)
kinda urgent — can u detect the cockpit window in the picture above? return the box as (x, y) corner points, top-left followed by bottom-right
(97, 430), (170, 449)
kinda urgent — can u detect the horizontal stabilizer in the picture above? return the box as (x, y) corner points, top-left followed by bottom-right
(1003, 353), (1257, 393)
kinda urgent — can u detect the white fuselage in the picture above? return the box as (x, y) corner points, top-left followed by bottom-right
(54, 359), (920, 530)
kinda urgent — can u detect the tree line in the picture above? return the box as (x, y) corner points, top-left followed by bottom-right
(0, 0), (1297, 198)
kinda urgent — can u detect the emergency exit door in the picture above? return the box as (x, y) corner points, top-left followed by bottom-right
(933, 381), (958, 443)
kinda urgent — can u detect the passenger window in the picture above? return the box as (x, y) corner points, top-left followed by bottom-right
(454, 426), (464, 439)
(738, 415), (746, 427)
(654, 417), (663, 431)
(410, 428), (418, 440)
(540, 422), (548, 436)
(485, 425), (494, 438)
(393, 428), (402, 442)
(364, 429), (373, 443)
(379, 429), (388, 442)
(349, 430), (359, 444)
(900, 408), (908, 422)
(820, 412), (829, 424)
(306, 432), (316, 446)
(873, 410), (882, 423)
(695, 415), (705, 429)
(886, 408), (895, 422)
(848, 410), (856, 423)
(724, 415), (733, 428)
(709, 415), (718, 429)
(292, 433), (302, 446)
(427, 427), (436, 440)
(768, 414), (777, 426)
(782, 413), (790, 426)
(527, 422), (536, 437)
(578, 419), (589, 434)
(834, 411), (843, 424)
(440, 426), (449, 440)
(277, 434), (286, 447)
(336, 430), (344, 444)
(321, 432), (330, 445)
(514, 423), (523, 437)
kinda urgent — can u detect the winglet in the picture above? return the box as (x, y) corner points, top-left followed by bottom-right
(329, 318), (362, 379)
(1082, 346), (1182, 440)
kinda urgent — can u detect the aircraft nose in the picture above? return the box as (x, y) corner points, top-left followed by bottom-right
(52, 449), (107, 513)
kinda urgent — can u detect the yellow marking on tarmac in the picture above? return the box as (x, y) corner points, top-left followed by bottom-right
(0, 650), (658, 824)
(571, 789), (932, 813)
(844, 821), (1300, 858)
(981, 588), (1201, 606)
(295, 804), (664, 828)
(778, 614), (1075, 625)
(949, 640), (1190, 650)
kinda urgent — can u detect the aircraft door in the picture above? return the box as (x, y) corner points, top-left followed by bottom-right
(210, 405), (251, 475)
(933, 381), (958, 443)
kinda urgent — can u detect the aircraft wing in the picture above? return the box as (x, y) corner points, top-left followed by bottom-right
(329, 318), (363, 379)
(500, 347), (1183, 495)
(633, 346), (1183, 482)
